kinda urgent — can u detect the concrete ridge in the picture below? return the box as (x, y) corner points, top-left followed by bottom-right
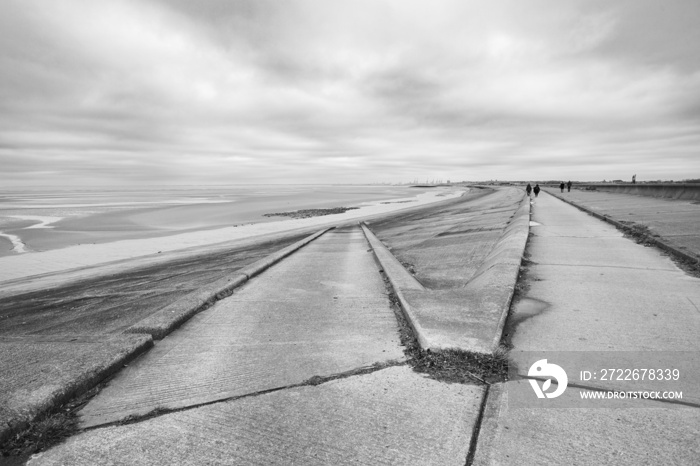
(546, 190), (700, 265)
(359, 223), (425, 292)
(480, 194), (531, 350)
(125, 227), (334, 340)
(362, 192), (530, 354)
(0, 334), (153, 445)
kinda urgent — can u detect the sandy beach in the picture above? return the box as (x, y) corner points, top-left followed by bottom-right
(0, 185), (435, 256)
(0, 187), (463, 291)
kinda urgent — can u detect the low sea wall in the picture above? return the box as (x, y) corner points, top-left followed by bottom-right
(574, 184), (700, 201)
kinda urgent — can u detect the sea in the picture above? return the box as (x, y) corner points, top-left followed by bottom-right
(0, 185), (429, 257)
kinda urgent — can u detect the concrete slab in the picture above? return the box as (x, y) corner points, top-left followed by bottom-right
(370, 187), (524, 289)
(0, 334), (152, 443)
(365, 187), (528, 354)
(401, 288), (510, 353)
(78, 227), (406, 428)
(514, 266), (700, 352)
(31, 366), (485, 466)
(396, 236), (496, 289)
(514, 194), (700, 353)
(473, 192), (700, 464)
(125, 228), (332, 340)
(473, 382), (700, 466)
(125, 273), (248, 339)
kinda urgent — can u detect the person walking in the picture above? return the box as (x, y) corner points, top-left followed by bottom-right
(567, 180), (572, 192)
(533, 184), (540, 197)
(560, 182), (565, 193)
(526, 183), (532, 196)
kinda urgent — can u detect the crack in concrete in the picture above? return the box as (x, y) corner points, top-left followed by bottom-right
(82, 359), (408, 432)
(464, 384), (491, 466)
(535, 262), (678, 272)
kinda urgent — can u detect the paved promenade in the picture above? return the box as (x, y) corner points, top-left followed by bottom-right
(28, 226), (485, 465)
(7, 187), (700, 464)
(474, 191), (700, 465)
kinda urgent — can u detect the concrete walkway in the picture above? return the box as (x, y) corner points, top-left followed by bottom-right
(31, 226), (485, 465)
(474, 192), (700, 465)
(78, 226), (406, 427)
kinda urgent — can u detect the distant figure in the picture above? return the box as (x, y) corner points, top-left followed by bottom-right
(560, 182), (565, 193)
(632, 174), (636, 184)
(533, 184), (540, 197)
(526, 183), (532, 196)
(567, 180), (572, 192)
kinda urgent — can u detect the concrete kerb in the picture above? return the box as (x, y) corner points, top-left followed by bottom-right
(125, 227), (334, 340)
(0, 334), (153, 446)
(359, 223), (430, 349)
(546, 190), (700, 266)
(361, 193), (530, 355)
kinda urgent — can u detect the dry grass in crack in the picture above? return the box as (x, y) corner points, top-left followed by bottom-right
(618, 222), (700, 277)
(0, 372), (118, 459)
(500, 246), (534, 350)
(621, 222), (653, 244)
(114, 407), (172, 428)
(409, 347), (509, 385)
(1, 408), (79, 459)
(400, 261), (417, 275)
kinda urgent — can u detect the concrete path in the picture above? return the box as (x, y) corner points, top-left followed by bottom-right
(33, 225), (485, 465)
(30, 227), (484, 465)
(474, 192), (700, 465)
(78, 226), (406, 427)
(31, 366), (484, 466)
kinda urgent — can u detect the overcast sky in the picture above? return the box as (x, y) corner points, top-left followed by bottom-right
(1, 0), (699, 186)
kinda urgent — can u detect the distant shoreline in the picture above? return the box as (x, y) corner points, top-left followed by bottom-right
(0, 187), (465, 288)
(0, 185), (433, 257)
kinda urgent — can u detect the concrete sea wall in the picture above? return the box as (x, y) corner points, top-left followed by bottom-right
(577, 184), (700, 201)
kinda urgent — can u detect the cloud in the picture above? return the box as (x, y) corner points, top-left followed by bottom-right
(0, 0), (698, 186)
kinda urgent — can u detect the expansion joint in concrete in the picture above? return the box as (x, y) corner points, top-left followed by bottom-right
(464, 383), (492, 466)
(82, 359), (408, 432)
(536, 262), (675, 272)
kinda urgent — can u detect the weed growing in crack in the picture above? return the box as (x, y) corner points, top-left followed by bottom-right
(400, 261), (417, 276)
(1, 404), (80, 459)
(410, 347), (509, 385)
(0, 371), (119, 459)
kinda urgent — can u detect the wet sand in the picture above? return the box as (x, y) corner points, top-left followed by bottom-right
(0, 188), (463, 289)
(0, 185), (430, 257)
